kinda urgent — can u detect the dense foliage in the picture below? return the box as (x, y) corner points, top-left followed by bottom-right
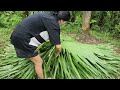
(91, 11), (120, 39)
(0, 11), (120, 38)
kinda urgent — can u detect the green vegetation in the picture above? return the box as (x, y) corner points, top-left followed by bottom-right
(0, 11), (120, 79)
(0, 34), (120, 79)
(90, 30), (120, 48)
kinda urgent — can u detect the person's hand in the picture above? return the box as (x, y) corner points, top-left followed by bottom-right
(55, 52), (60, 58)
(55, 44), (62, 58)
(38, 50), (40, 54)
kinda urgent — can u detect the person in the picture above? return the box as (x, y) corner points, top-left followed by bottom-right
(10, 11), (71, 79)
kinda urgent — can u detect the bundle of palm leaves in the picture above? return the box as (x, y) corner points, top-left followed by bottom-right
(0, 34), (120, 79)
(40, 34), (120, 79)
(0, 46), (36, 79)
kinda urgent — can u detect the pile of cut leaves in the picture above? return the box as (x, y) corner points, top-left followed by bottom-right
(0, 34), (120, 79)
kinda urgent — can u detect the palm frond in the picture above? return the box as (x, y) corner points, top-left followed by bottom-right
(0, 34), (120, 79)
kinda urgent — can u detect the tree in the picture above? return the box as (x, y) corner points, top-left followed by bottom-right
(82, 11), (92, 35)
(81, 11), (101, 43)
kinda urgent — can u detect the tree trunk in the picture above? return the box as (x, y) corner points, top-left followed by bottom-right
(82, 11), (92, 35)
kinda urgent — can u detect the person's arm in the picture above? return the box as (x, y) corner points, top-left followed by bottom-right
(55, 44), (62, 58)
(42, 18), (61, 58)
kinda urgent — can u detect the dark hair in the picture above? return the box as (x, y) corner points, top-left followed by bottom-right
(57, 11), (71, 21)
(50, 11), (59, 15)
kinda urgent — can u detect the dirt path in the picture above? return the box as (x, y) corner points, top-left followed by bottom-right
(66, 32), (105, 44)
(113, 46), (120, 54)
(65, 32), (120, 54)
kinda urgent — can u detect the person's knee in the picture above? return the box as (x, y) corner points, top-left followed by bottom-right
(30, 55), (43, 66)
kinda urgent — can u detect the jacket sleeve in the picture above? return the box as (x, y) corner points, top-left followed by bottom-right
(42, 19), (61, 45)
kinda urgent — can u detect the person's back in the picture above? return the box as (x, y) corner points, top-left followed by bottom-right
(11, 12), (60, 49)
(12, 12), (59, 39)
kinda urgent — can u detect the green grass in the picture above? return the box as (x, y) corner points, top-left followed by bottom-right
(90, 30), (120, 48)
(0, 28), (14, 54)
